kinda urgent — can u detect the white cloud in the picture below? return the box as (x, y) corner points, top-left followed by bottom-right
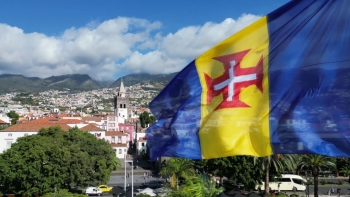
(161, 14), (261, 59)
(121, 51), (187, 74)
(0, 14), (260, 80)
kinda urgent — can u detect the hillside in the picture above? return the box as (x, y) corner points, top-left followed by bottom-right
(0, 74), (102, 93)
(0, 72), (178, 94)
(110, 73), (178, 90)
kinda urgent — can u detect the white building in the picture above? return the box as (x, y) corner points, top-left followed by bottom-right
(105, 131), (129, 159)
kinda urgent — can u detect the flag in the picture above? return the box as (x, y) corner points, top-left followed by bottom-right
(146, 0), (350, 160)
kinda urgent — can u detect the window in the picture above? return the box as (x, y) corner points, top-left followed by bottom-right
(118, 137), (122, 143)
(120, 104), (122, 108)
(8, 133), (12, 137)
(24, 133), (28, 136)
(118, 149), (122, 154)
(279, 178), (291, 182)
(124, 149), (126, 152)
(124, 104), (126, 108)
(292, 178), (303, 185)
(6, 141), (12, 149)
(108, 117), (115, 121)
(142, 143), (145, 147)
(111, 137), (115, 144)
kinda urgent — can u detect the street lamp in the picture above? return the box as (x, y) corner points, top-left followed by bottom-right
(124, 156), (134, 197)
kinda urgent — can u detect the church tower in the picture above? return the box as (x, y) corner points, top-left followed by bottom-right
(114, 79), (129, 119)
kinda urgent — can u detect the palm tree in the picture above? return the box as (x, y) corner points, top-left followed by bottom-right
(298, 154), (336, 197)
(256, 154), (298, 194)
(160, 158), (195, 189)
(182, 173), (223, 197)
(167, 173), (223, 197)
(340, 165), (350, 183)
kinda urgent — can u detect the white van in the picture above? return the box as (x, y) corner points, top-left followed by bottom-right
(257, 174), (306, 191)
(85, 187), (103, 196)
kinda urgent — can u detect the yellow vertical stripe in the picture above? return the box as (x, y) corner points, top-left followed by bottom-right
(196, 17), (272, 159)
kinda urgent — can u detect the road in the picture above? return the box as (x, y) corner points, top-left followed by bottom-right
(108, 175), (350, 196)
(108, 175), (161, 186)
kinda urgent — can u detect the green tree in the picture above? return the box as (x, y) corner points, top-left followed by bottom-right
(169, 173), (223, 197)
(340, 165), (350, 183)
(6, 110), (19, 125)
(0, 126), (120, 195)
(298, 154), (336, 197)
(335, 157), (350, 176)
(160, 158), (195, 189)
(195, 156), (264, 191)
(139, 112), (156, 128)
(256, 154), (298, 194)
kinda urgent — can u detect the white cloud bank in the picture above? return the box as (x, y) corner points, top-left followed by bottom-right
(0, 14), (260, 80)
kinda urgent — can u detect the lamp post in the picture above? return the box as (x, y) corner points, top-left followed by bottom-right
(124, 156), (134, 197)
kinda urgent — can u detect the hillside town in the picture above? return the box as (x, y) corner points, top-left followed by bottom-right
(0, 80), (156, 159)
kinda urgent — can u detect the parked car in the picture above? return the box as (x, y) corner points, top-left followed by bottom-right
(85, 187), (103, 196)
(256, 174), (307, 191)
(97, 185), (113, 193)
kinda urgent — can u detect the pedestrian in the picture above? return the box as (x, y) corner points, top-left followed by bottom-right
(278, 182), (281, 193)
(331, 187), (335, 195)
(328, 188), (331, 196)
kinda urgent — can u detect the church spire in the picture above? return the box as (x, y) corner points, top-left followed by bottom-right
(118, 78), (126, 98)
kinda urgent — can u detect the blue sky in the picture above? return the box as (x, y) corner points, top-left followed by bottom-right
(0, 0), (289, 80)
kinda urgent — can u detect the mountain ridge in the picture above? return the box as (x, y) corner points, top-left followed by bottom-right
(0, 72), (178, 93)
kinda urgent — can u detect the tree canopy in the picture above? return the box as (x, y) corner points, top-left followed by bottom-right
(139, 111), (156, 128)
(299, 154), (336, 197)
(6, 110), (19, 125)
(0, 126), (120, 195)
(195, 156), (264, 191)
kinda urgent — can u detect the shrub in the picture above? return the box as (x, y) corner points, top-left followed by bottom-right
(338, 180), (344, 185)
(320, 179), (326, 185)
(42, 189), (86, 197)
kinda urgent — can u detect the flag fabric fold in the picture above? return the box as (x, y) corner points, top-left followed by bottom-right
(146, 0), (350, 160)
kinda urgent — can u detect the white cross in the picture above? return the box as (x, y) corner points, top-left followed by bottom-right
(213, 60), (257, 101)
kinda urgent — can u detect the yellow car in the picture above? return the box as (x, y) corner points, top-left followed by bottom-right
(97, 185), (113, 193)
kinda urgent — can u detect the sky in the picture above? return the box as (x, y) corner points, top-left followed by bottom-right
(0, 0), (289, 80)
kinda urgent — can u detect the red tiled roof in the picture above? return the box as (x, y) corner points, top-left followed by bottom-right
(82, 117), (103, 122)
(80, 124), (104, 131)
(2, 123), (71, 131)
(110, 143), (127, 147)
(105, 131), (128, 136)
(0, 119), (8, 124)
(23, 117), (86, 124)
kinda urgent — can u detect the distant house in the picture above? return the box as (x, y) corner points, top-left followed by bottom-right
(137, 137), (147, 156)
(136, 128), (147, 156)
(80, 124), (105, 139)
(0, 123), (71, 153)
(105, 131), (128, 159)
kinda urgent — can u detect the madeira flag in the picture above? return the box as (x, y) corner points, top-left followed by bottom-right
(146, 0), (350, 160)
